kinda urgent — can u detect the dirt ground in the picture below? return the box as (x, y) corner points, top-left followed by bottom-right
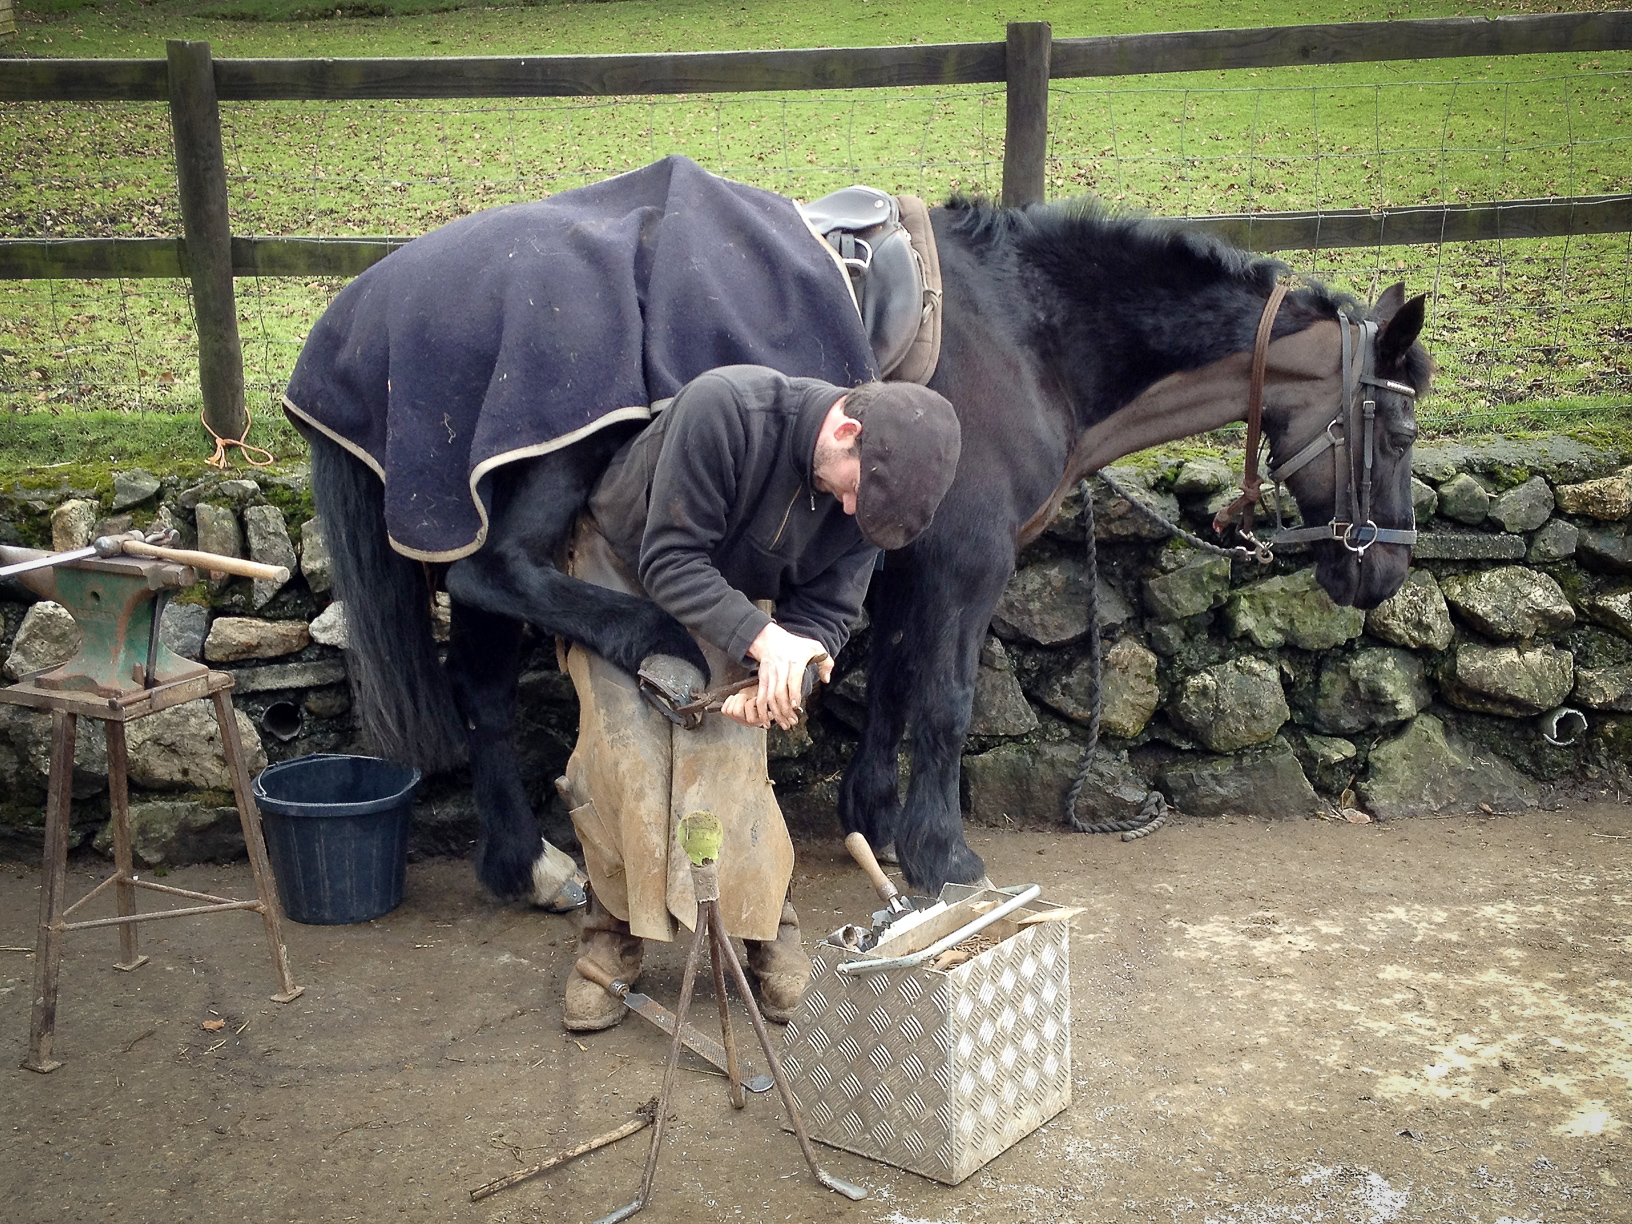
(1, 804), (1628, 1224)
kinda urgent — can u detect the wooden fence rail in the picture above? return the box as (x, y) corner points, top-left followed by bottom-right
(2, 12), (1629, 438)
(3, 12), (1627, 101)
(5, 194), (1628, 283)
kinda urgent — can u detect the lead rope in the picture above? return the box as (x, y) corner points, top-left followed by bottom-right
(1063, 478), (1169, 840)
(1100, 468), (1270, 562)
(201, 403), (276, 469)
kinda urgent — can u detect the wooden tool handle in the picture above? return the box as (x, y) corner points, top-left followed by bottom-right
(118, 539), (290, 583)
(573, 956), (624, 995)
(696, 655), (829, 713)
(469, 1101), (655, 1202)
(844, 832), (899, 904)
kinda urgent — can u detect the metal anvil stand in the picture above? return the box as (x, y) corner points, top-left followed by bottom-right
(0, 544), (302, 1073)
(593, 811), (865, 1224)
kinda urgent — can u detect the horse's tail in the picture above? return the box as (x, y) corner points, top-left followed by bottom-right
(309, 432), (468, 773)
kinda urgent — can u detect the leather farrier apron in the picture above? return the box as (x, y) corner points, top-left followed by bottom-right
(561, 517), (795, 944)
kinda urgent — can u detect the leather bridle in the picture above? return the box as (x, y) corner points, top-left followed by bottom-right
(1212, 284), (1418, 562)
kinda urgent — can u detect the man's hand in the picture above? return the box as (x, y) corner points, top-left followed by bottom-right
(738, 622), (832, 730)
(719, 688), (770, 729)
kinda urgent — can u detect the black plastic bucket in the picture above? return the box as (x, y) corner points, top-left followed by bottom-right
(253, 754), (421, 925)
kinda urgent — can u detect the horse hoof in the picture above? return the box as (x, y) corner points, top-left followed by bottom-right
(539, 873), (588, 914)
(637, 653), (707, 724)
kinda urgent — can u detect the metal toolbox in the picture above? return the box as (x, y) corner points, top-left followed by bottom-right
(779, 884), (1072, 1185)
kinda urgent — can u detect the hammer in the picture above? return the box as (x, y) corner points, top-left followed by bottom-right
(0, 531), (290, 584)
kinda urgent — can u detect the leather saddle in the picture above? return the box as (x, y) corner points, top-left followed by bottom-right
(799, 185), (943, 384)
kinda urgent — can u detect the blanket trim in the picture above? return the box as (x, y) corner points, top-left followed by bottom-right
(282, 391), (655, 563)
(801, 210), (862, 314)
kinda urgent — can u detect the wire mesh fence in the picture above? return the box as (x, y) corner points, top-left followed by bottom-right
(2, 67), (1628, 433)
(1048, 70), (1632, 428)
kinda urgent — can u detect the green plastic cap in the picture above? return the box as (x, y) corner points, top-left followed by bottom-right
(677, 810), (724, 866)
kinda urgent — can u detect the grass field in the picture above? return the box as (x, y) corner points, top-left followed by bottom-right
(1, 0), (1629, 472)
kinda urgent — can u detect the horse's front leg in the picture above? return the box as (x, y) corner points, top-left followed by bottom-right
(444, 602), (553, 901)
(838, 565), (914, 851)
(893, 545), (1013, 894)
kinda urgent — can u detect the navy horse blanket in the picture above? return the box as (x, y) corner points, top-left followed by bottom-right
(283, 155), (877, 561)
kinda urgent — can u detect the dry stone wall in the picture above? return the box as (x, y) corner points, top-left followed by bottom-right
(0, 470), (350, 862)
(2, 432), (1630, 864)
(935, 434), (1632, 833)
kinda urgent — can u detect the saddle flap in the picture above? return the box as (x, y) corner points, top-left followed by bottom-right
(862, 227), (926, 378)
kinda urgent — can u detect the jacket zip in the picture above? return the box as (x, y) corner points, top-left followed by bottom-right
(769, 485), (803, 549)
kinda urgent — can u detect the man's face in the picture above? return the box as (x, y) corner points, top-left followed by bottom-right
(813, 440), (861, 516)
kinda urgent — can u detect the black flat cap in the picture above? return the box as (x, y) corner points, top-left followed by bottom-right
(851, 382), (962, 551)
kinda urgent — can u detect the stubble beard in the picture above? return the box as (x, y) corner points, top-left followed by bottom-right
(812, 434), (856, 490)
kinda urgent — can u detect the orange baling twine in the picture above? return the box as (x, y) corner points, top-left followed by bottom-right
(201, 404), (276, 469)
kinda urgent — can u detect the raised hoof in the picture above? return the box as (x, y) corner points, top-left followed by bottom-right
(637, 653), (708, 725)
(637, 653), (705, 698)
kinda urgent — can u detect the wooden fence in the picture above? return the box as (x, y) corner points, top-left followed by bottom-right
(2, 12), (1629, 439)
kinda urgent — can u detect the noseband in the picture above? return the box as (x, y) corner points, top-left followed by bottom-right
(1212, 284), (1418, 562)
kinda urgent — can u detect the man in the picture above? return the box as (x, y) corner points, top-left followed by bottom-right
(560, 364), (961, 1031)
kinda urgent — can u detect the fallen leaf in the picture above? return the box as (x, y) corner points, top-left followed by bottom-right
(201, 1019), (226, 1032)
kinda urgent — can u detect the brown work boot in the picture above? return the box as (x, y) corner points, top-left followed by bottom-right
(563, 893), (644, 1033)
(744, 900), (811, 1024)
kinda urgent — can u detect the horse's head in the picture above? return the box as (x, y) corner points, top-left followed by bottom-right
(1260, 283), (1430, 610)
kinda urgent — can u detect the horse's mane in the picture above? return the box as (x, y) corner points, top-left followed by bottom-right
(940, 192), (1435, 405)
(942, 194), (1361, 328)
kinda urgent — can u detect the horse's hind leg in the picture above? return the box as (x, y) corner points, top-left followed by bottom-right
(445, 602), (562, 903)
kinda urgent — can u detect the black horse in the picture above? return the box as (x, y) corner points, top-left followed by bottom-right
(307, 192), (1428, 906)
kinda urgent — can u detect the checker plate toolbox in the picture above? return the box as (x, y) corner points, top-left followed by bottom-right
(779, 885), (1071, 1185)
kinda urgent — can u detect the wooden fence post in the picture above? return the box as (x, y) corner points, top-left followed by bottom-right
(1002, 21), (1051, 208)
(167, 39), (247, 445)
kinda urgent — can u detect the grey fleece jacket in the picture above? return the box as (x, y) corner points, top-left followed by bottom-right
(587, 364), (879, 664)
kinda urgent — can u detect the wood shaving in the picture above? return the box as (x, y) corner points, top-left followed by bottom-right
(931, 931), (1006, 971)
(1016, 906), (1086, 925)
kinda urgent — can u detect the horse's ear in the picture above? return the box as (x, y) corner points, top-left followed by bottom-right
(1377, 293), (1427, 367)
(1373, 281), (1408, 324)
